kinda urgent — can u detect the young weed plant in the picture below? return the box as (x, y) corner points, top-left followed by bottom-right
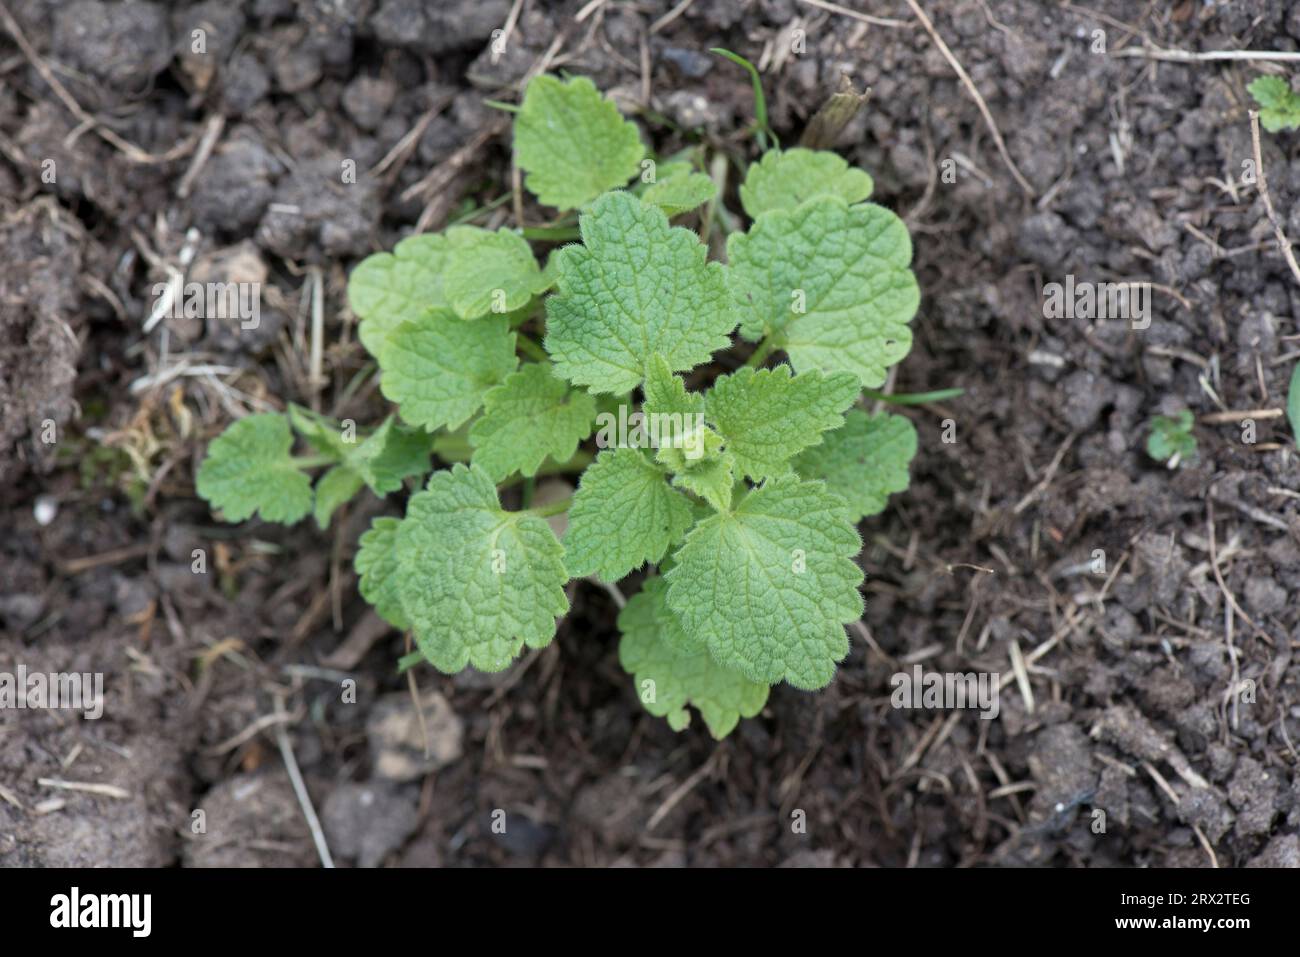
(197, 73), (922, 739)
(1145, 410), (1197, 469)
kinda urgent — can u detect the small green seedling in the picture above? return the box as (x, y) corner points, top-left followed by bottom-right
(1145, 410), (1197, 469)
(1287, 363), (1300, 451)
(197, 73), (924, 739)
(1248, 76), (1300, 132)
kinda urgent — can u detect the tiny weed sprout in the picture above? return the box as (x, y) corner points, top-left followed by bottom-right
(1145, 410), (1197, 469)
(196, 73), (923, 739)
(1248, 75), (1300, 132)
(1288, 363), (1300, 451)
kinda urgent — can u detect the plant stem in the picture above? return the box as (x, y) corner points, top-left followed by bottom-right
(498, 450), (594, 490)
(743, 338), (776, 368)
(291, 454), (338, 469)
(431, 433), (473, 462)
(516, 333), (549, 362)
(528, 496), (572, 518)
(521, 225), (581, 241)
(862, 386), (965, 406)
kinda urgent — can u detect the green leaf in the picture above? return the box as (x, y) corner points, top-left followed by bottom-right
(348, 234), (449, 357)
(792, 410), (916, 521)
(642, 166), (717, 216)
(643, 353), (704, 419)
(670, 448), (736, 512)
(564, 448), (694, 582)
(196, 414), (314, 524)
(444, 226), (549, 319)
(288, 403), (352, 460)
(1249, 76), (1300, 133)
(378, 311), (517, 431)
(642, 354), (716, 473)
(1288, 363), (1300, 450)
(705, 365), (860, 481)
(618, 577), (768, 738)
(468, 363), (597, 480)
(514, 74), (645, 211)
(289, 407), (430, 495)
(348, 417), (434, 493)
(1146, 410), (1197, 467)
(727, 196), (918, 387)
(739, 147), (873, 218)
(356, 516), (409, 630)
(664, 476), (864, 689)
(396, 464), (569, 672)
(545, 191), (736, 393)
(313, 464), (365, 529)
(288, 408), (432, 526)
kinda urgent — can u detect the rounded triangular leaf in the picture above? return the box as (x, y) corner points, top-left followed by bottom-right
(727, 196), (918, 387)
(514, 74), (645, 210)
(378, 311), (517, 431)
(196, 414), (313, 524)
(618, 577), (768, 738)
(739, 147), (873, 218)
(545, 192), (736, 393)
(664, 476), (864, 689)
(396, 464), (569, 672)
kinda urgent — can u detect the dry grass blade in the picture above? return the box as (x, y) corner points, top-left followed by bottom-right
(901, 0), (1035, 198)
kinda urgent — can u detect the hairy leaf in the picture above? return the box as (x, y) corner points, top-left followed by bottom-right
(378, 311), (517, 431)
(727, 196), (918, 387)
(618, 577), (768, 738)
(1249, 76), (1300, 133)
(739, 147), (873, 218)
(348, 234), (449, 357)
(469, 363), (597, 480)
(670, 447), (736, 512)
(564, 448), (694, 582)
(705, 365), (860, 481)
(444, 226), (549, 319)
(545, 191), (736, 393)
(792, 410), (916, 521)
(642, 163), (717, 216)
(643, 353), (704, 419)
(665, 476), (863, 688)
(396, 464), (569, 672)
(514, 74), (645, 210)
(356, 516), (410, 630)
(196, 414), (314, 524)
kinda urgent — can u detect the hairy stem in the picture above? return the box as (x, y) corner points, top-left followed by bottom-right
(430, 433), (474, 462)
(527, 496), (572, 518)
(862, 386), (964, 406)
(743, 338), (776, 369)
(516, 333), (550, 362)
(291, 454), (338, 469)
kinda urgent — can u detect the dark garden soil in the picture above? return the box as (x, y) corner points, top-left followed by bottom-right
(2, 0), (1299, 868)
